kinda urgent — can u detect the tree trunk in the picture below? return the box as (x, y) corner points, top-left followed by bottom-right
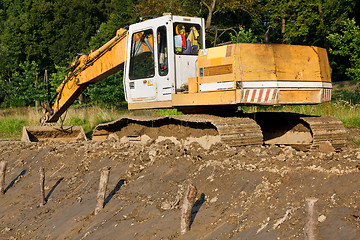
(203, 0), (217, 28)
(79, 94), (84, 105)
(0, 161), (7, 194)
(180, 184), (197, 234)
(95, 167), (111, 215)
(39, 167), (46, 207)
(282, 18), (286, 43)
(304, 198), (318, 240)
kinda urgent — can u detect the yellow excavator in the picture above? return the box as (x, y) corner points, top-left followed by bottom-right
(22, 14), (347, 150)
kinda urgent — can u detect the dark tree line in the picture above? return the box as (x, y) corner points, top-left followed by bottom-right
(0, 0), (359, 107)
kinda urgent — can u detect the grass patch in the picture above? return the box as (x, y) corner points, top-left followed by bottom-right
(61, 105), (128, 134)
(354, 139), (360, 146)
(0, 105), (129, 139)
(157, 108), (183, 116)
(0, 118), (28, 139)
(240, 100), (360, 128)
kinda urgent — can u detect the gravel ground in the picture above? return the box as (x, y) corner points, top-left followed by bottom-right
(0, 129), (359, 240)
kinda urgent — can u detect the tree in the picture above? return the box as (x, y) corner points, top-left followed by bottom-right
(265, 0), (357, 46)
(89, 0), (138, 50)
(88, 71), (125, 105)
(49, 0), (107, 66)
(327, 18), (360, 82)
(6, 61), (46, 107)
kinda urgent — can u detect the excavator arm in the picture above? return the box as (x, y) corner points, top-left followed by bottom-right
(42, 28), (128, 123)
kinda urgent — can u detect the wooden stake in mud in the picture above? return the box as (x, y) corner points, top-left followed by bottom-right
(0, 161), (7, 194)
(94, 167), (111, 215)
(304, 197), (318, 240)
(181, 184), (197, 235)
(39, 167), (46, 207)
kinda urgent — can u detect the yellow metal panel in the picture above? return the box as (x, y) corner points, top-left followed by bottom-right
(221, 57), (234, 65)
(188, 77), (198, 93)
(198, 73), (235, 84)
(197, 43), (331, 84)
(128, 101), (172, 110)
(210, 58), (222, 66)
(317, 47), (331, 82)
(79, 33), (127, 84)
(172, 90), (236, 106)
(206, 45), (229, 59)
(198, 56), (210, 68)
(238, 44), (277, 81)
(272, 45), (322, 81)
(278, 90), (320, 104)
(235, 89), (242, 103)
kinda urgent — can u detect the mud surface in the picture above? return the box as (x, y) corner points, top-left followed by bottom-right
(116, 123), (218, 140)
(0, 129), (360, 239)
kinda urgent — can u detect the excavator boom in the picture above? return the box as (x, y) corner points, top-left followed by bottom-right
(43, 28), (128, 123)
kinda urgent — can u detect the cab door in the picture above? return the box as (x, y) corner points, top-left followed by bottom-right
(155, 25), (173, 101)
(126, 28), (157, 100)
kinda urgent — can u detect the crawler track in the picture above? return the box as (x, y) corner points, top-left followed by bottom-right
(172, 115), (263, 146)
(90, 114), (347, 151)
(301, 116), (347, 150)
(92, 115), (263, 146)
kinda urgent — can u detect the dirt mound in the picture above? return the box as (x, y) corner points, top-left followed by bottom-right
(0, 133), (360, 239)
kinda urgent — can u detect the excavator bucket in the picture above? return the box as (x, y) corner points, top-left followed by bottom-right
(21, 126), (87, 142)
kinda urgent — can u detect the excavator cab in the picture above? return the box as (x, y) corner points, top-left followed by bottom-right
(123, 15), (205, 109)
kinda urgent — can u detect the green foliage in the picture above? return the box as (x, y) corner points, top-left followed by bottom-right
(332, 88), (360, 104)
(87, 71), (125, 106)
(6, 61), (46, 107)
(157, 108), (183, 116)
(230, 27), (259, 43)
(64, 115), (93, 134)
(327, 18), (360, 82)
(265, 0), (357, 46)
(89, 0), (138, 50)
(66, 115), (86, 126)
(49, 65), (67, 94)
(135, 0), (201, 17)
(49, 0), (107, 66)
(354, 139), (360, 146)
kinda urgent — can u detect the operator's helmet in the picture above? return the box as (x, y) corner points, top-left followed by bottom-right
(175, 24), (186, 35)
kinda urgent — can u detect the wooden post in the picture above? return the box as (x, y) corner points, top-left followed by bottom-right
(181, 184), (197, 235)
(94, 167), (111, 215)
(305, 197), (318, 240)
(0, 161), (7, 194)
(40, 167), (46, 207)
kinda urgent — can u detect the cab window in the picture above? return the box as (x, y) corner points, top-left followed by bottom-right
(129, 29), (154, 80)
(173, 23), (201, 55)
(157, 26), (168, 76)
